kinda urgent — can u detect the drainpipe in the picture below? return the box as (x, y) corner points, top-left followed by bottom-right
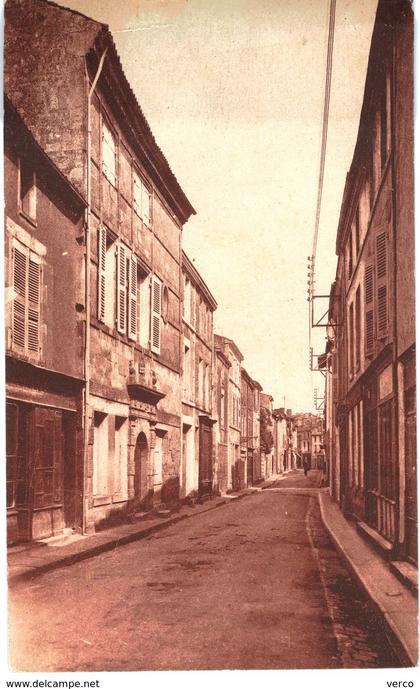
(82, 47), (108, 534)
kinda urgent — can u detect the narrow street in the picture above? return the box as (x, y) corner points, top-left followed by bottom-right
(9, 472), (399, 672)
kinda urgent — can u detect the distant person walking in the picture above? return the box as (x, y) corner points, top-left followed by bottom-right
(303, 456), (310, 477)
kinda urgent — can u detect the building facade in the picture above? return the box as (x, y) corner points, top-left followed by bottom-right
(325, 0), (416, 564)
(273, 408), (296, 474)
(213, 344), (231, 495)
(5, 0), (195, 534)
(240, 368), (260, 487)
(214, 336), (243, 491)
(181, 253), (217, 499)
(5, 97), (86, 543)
(260, 393), (275, 480)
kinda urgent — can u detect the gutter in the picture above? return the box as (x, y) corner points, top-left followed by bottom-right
(82, 47), (108, 534)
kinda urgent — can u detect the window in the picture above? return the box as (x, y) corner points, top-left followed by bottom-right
(204, 363), (210, 409)
(10, 238), (41, 358)
(220, 386), (225, 429)
(19, 158), (36, 221)
(183, 341), (191, 400)
(113, 416), (128, 500)
(151, 275), (162, 354)
(133, 169), (152, 226)
(349, 301), (354, 378)
(154, 432), (166, 487)
(102, 120), (116, 186)
(93, 411), (108, 497)
(183, 276), (191, 322)
(376, 231), (388, 337)
(355, 286), (361, 372)
(97, 225), (116, 329)
(6, 402), (27, 509)
(364, 264), (375, 355)
(348, 232), (353, 279)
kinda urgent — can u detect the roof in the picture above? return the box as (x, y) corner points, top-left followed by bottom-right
(182, 252), (217, 311)
(5, 0), (195, 225)
(214, 334), (244, 363)
(95, 27), (196, 224)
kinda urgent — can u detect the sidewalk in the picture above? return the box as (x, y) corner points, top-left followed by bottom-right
(319, 491), (418, 667)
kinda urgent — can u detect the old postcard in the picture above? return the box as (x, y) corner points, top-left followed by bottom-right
(3, 0), (417, 681)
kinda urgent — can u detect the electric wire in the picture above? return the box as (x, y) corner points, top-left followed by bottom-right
(309, 0), (336, 410)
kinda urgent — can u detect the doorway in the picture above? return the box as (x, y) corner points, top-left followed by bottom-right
(134, 432), (149, 506)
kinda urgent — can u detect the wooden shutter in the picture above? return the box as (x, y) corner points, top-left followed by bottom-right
(375, 231), (388, 336)
(128, 254), (137, 341)
(12, 243), (40, 355)
(364, 263), (374, 355)
(151, 275), (162, 354)
(98, 225), (107, 322)
(12, 245), (27, 350)
(27, 254), (41, 353)
(117, 243), (128, 334)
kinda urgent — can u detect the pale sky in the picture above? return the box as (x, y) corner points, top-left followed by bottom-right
(63, 0), (378, 413)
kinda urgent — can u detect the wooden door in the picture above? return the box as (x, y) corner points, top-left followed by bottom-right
(247, 450), (253, 486)
(199, 420), (213, 496)
(30, 407), (64, 539)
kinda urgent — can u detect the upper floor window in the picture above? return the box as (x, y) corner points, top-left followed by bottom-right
(19, 159), (36, 221)
(102, 120), (117, 186)
(133, 170), (152, 226)
(10, 237), (41, 358)
(97, 226), (151, 346)
(183, 276), (191, 323)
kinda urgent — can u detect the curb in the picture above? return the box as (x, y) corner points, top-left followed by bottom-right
(318, 492), (416, 667)
(8, 496), (233, 587)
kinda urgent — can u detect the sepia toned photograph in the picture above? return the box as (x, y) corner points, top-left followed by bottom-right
(4, 0), (417, 675)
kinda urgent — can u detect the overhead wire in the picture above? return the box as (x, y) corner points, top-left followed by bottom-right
(309, 0), (336, 409)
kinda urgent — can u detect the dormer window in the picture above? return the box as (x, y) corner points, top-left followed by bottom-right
(19, 158), (36, 221)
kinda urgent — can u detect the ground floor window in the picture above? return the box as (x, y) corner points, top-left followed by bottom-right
(6, 401), (28, 509)
(93, 412), (129, 501)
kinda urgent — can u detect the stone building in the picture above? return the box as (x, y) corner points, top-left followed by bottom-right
(260, 393), (275, 480)
(213, 343), (231, 494)
(5, 96), (86, 543)
(240, 368), (260, 487)
(181, 252), (217, 499)
(5, 0), (195, 532)
(273, 408), (296, 474)
(214, 336), (243, 491)
(324, 0), (416, 565)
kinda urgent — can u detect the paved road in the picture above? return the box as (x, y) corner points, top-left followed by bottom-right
(9, 474), (399, 671)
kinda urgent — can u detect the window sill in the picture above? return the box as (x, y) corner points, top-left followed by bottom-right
(92, 496), (112, 507)
(18, 209), (37, 228)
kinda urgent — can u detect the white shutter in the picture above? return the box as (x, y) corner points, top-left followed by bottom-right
(142, 184), (151, 225)
(128, 254), (137, 341)
(27, 255), (41, 353)
(12, 245), (27, 350)
(102, 121), (116, 186)
(117, 243), (128, 334)
(151, 275), (162, 354)
(12, 243), (41, 355)
(98, 225), (107, 322)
